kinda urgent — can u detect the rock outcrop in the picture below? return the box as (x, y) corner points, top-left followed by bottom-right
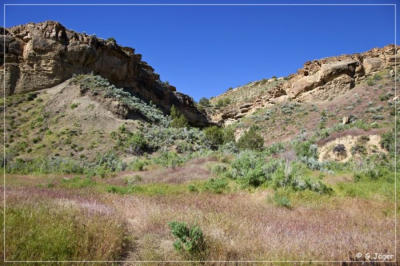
(285, 45), (399, 101)
(210, 44), (398, 125)
(0, 21), (210, 126)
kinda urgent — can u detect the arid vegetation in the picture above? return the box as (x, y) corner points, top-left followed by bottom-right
(0, 21), (398, 263)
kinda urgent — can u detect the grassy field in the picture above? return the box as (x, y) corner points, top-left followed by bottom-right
(1, 149), (397, 262)
(1, 68), (398, 263)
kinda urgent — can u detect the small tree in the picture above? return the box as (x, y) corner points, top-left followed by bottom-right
(198, 97), (210, 107)
(170, 105), (189, 128)
(204, 126), (224, 149)
(237, 126), (264, 151)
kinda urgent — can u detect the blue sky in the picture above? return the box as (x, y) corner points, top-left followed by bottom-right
(2, 0), (398, 101)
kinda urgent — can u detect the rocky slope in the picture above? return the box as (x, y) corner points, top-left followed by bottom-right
(0, 21), (209, 126)
(209, 44), (399, 124)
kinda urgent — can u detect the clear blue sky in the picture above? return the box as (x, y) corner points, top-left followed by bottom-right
(2, 0), (398, 101)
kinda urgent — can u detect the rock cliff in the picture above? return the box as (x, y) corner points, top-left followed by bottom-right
(210, 44), (399, 124)
(0, 21), (210, 126)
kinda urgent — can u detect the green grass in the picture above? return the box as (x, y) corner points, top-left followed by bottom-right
(105, 182), (189, 196)
(60, 176), (96, 189)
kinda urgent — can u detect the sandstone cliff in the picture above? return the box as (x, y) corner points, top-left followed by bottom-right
(0, 21), (209, 126)
(210, 44), (399, 124)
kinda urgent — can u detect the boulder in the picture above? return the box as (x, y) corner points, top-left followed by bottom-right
(363, 57), (383, 74)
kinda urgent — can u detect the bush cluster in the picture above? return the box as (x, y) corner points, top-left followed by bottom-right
(237, 126), (264, 151)
(170, 105), (189, 128)
(72, 74), (166, 123)
(168, 221), (206, 259)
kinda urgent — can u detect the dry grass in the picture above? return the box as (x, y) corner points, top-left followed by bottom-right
(1, 168), (396, 263)
(109, 191), (395, 262)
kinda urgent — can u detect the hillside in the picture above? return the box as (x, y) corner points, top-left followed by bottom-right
(1, 21), (398, 263)
(1, 21), (209, 126)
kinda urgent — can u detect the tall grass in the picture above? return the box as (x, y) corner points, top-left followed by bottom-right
(1, 202), (128, 261)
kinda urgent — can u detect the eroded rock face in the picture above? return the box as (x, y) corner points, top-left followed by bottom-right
(286, 44), (399, 101)
(209, 44), (398, 125)
(0, 21), (210, 126)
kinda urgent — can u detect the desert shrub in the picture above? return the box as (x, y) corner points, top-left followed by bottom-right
(273, 192), (292, 209)
(237, 126), (264, 151)
(94, 152), (126, 173)
(210, 163), (228, 175)
(204, 126), (224, 149)
(271, 161), (332, 194)
(351, 144), (367, 155)
(73, 74), (166, 123)
(107, 185), (135, 195)
(265, 142), (285, 155)
(222, 126), (236, 144)
(333, 144), (346, 156)
(228, 151), (277, 187)
(367, 78), (375, 86)
(168, 221), (206, 259)
(125, 175), (143, 185)
(70, 103), (79, 109)
(281, 102), (299, 115)
(170, 105), (189, 128)
(293, 140), (318, 159)
(188, 184), (199, 192)
(5, 157), (85, 175)
(373, 73), (382, 80)
(176, 141), (195, 153)
(142, 123), (206, 152)
(372, 114), (384, 120)
(198, 97), (210, 107)
(215, 99), (224, 108)
(153, 151), (184, 168)
(203, 178), (229, 193)
(126, 133), (149, 155)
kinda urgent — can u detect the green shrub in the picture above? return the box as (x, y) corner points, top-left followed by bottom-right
(351, 144), (367, 155)
(293, 140), (317, 159)
(127, 133), (149, 155)
(128, 158), (149, 171)
(107, 185), (134, 195)
(73, 74), (166, 123)
(223, 126), (235, 144)
(265, 142), (285, 155)
(168, 221), (206, 258)
(198, 97), (210, 107)
(153, 151), (184, 168)
(373, 73), (382, 80)
(170, 105), (189, 128)
(203, 178), (228, 193)
(224, 98), (231, 105)
(215, 99), (224, 108)
(273, 193), (292, 209)
(5, 157), (85, 175)
(70, 103), (80, 109)
(228, 151), (273, 187)
(367, 78), (375, 86)
(204, 126), (224, 149)
(237, 126), (264, 151)
(188, 184), (199, 192)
